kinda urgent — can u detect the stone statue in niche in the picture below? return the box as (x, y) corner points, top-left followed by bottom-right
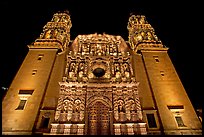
(147, 31), (153, 40)
(140, 31), (146, 39)
(130, 102), (136, 113)
(90, 44), (95, 55)
(105, 45), (109, 55)
(118, 101), (125, 113)
(109, 45), (113, 54)
(112, 45), (117, 56)
(44, 29), (59, 39)
(69, 62), (76, 78)
(52, 29), (59, 39)
(61, 15), (68, 22)
(82, 44), (89, 54)
(58, 31), (66, 44)
(78, 62), (85, 78)
(44, 30), (52, 39)
(72, 99), (81, 113)
(102, 45), (106, 55)
(96, 44), (103, 56)
(53, 16), (60, 22)
(63, 100), (69, 113)
(123, 63), (129, 72)
(134, 33), (143, 42)
(114, 63), (121, 78)
(123, 63), (130, 78)
(79, 62), (84, 70)
(135, 17), (139, 24)
(69, 62), (76, 72)
(90, 45), (94, 55)
(139, 16), (145, 24)
(131, 18), (135, 25)
(114, 63), (120, 73)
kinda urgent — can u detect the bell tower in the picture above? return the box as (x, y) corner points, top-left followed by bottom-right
(127, 14), (162, 52)
(2, 11), (72, 135)
(30, 10), (72, 51)
(128, 14), (202, 135)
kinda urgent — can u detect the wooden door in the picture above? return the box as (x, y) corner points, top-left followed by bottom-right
(88, 101), (110, 135)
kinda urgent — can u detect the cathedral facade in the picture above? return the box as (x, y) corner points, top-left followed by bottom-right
(2, 11), (202, 135)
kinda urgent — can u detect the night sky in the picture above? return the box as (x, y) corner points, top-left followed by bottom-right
(1, 0), (202, 109)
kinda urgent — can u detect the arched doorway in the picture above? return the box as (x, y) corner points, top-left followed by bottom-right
(87, 101), (111, 135)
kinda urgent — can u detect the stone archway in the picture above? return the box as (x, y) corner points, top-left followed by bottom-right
(87, 100), (111, 135)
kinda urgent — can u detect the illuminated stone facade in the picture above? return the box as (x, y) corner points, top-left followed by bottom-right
(2, 11), (202, 135)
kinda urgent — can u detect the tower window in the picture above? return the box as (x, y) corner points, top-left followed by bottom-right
(153, 56), (159, 63)
(38, 54), (44, 60)
(19, 89), (34, 95)
(175, 116), (186, 127)
(32, 70), (37, 76)
(146, 114), (157, 128)
(40, 116), (50, 128)
(160, 71), (165, 76)
(16, 100), (27, 110)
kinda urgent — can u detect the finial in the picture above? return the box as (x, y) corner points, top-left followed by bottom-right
(64, 10), (70, 15)
(130, 12), (136, 16)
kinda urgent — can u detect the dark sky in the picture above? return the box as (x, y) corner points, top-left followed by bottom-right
(0, 0), (202, 109)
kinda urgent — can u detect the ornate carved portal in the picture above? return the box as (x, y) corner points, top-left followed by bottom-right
(87, 101), (110, 135)
(50, 33), (147, 135)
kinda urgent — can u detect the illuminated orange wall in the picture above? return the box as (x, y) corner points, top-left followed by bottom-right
(2, 49), (58, 134)
(140, 50), (202, 134)
(35, 50), (67, 131)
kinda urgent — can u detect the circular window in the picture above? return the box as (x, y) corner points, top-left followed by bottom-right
(93, 68), (105, 77)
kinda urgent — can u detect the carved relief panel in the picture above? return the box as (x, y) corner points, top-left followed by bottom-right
(55, 85), (86, 123)
(76, 34), (121, 57)
(51, 33), (146, 135)
(64, 57), (89, 83)
(110, 57), (134, 83)
(113, 85), (142, 123)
